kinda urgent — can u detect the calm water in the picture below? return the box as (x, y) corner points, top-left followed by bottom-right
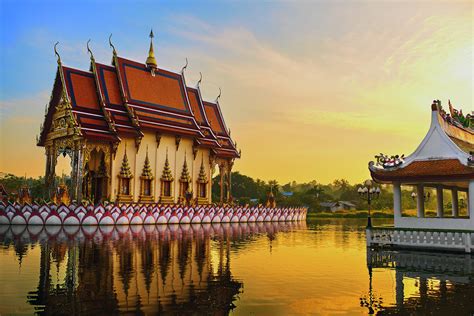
(0, 219), (473, 315)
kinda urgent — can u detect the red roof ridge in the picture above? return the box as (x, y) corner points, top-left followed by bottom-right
(92, 59), (142, 139)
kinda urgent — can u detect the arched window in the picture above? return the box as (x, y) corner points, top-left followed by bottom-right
(140, 148), (154, 203)
(196, 156), (209, 204)
(117, 147), (133, 203)
(160, 150), (174, 204)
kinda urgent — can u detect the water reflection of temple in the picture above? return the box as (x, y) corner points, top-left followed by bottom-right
(0, 222), (304, 314)
(366, 249), (474, 314)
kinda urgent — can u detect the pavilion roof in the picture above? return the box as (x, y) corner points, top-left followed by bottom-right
(369, 100), (473, 184)
(186, 86), (220, 148)
(203, 100), (240, 157)
(62, 66), (118, 140)
(371, 159), (474, 183)
(37, 65), (119, 145)
(114, 56), (203, 138)
(94, 62), (139, 138)
(37, 37), (240, 159)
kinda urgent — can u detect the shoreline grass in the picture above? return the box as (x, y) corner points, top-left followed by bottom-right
(307, 210), (393, 218)
(307, 208), (465, 219)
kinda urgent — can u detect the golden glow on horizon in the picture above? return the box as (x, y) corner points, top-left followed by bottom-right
(0, 2), (472, 184)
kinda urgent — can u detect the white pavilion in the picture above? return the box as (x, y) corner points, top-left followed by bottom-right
(367, 100), (474, 253)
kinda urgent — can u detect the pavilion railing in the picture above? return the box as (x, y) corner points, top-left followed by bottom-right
(367, 227), (474, 253)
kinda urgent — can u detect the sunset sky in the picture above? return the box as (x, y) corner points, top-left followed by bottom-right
(0, 1), (472, 184)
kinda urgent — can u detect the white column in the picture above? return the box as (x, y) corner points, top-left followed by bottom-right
(417, 184), (425, 218)
(436, 186), (443, 218)
(393, 182), (402, 226)
(469, 180), (474, 219)
(452, 188), (459, 217)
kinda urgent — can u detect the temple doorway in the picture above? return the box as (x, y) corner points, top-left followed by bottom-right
(54, 152), (73, 203)
(83, 149), (108, 204)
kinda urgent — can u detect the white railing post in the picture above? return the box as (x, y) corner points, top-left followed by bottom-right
(464, 232), (471, 253)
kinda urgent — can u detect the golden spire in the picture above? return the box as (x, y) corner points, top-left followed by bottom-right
(180, 153), (191, 183)
(54, 42), (61, 65)
(87, 39), (95, 62)
(141, 146), (153, 179)
(146, 29), (158, 70)
(161, 148), (173, 181)
(109, 33), (117, 56)
(119, 144), (133, 178)
(197, 154), (208, 183)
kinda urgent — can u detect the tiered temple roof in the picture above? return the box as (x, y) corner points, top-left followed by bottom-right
(370, 100), (474, 185)
(38, 34), (240, 159)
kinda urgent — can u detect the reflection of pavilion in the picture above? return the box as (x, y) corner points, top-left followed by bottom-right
(366, 248), (474, 314)
(0, 222), (305, 314)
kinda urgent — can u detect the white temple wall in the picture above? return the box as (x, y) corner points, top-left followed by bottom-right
(109, 132), (212, 203)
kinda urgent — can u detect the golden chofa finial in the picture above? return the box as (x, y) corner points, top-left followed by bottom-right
(146, 29), (158, 72)
(109, 33), (117, 56)
(196, 72), (202, 88)
(215, 87), (222, 103)
(54, 42), (61, 65)
(87, 39), (95, 62)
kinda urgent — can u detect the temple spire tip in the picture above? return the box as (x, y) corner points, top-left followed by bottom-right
(54, 42), (61, 65)
(146, 28), (158, 71)
(109, 33), (117, 56)
(87, 39), (94, 61)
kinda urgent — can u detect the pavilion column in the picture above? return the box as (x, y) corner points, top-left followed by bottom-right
(393, 182), (402, 224)
(219, 164), (224, 204)
(44, 147), (52, 193)
(416, 184), (425, 218)
(452, 188), (459, 217)
(70, 150), (77, 201)
(226, 162), (232, 202)
(76, 147), (84, 202)
(436, 186), (444, 218)
(48, 147), (58, 198)
(469, 180), (474, 219)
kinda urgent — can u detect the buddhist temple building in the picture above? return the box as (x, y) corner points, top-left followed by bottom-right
(367, 100), (474, 252)
(37, 32), (240, 204)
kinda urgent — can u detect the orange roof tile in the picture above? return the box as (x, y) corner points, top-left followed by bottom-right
(63, 67), (101, 112)
(115, 57), (201, 137)
(62, 66), (116, 139)
(39, 52), (238, 157)
(187, 88), (205, 125)
(371, 159), (474, 182)
(203, 101), (226, 135)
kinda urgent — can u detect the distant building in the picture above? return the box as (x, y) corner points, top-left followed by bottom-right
(320, 201), (356, 212)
